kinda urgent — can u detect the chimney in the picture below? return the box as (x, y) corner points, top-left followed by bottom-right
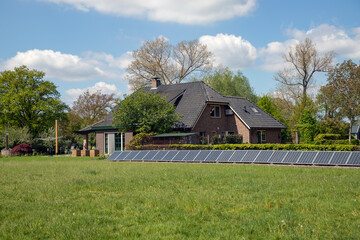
(151, 75), (161, 89)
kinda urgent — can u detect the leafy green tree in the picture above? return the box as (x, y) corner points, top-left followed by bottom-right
(202, 67), (258, 102)
(113, 89), (181, 133)
(0, 66), (68, 138)
(297, 109), (319, 143)
(0, 126), (32, 149)
(320, 60), (360, 144)
(257, 95), (292, 143)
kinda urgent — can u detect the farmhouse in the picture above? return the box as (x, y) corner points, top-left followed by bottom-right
(78, 79), (286, 154)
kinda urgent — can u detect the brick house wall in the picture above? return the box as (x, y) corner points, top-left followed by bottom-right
(96, 131), (104, 154)
(249, 128), (282, 144)
(192, 104), (247, 142)
(192, 103), (282, 144)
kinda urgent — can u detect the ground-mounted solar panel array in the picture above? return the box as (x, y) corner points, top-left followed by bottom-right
(108, 150), (360, 166)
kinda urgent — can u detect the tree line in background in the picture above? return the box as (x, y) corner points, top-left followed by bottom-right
(0, 37), (359, 154)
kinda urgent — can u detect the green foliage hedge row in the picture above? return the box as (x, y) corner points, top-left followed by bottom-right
(167, 143), (360, 151)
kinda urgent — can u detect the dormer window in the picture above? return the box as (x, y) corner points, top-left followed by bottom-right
(210, 105), (221, 118)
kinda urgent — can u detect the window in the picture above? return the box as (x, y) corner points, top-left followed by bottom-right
(250, 107), (258, 113)
(105, 133), (108, 154)
(115, 133), (126, 151)
(257, 130), (266, 143)
(210, 105), (221, 118)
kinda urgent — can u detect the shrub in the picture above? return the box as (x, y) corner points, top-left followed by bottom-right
(10, 143), (33, 156)
(314, 134), (341, 141)
(168, 143), (359, 151)
(126, 132), (155, 150)
(211, 135), (222, 145)
(224, 134), (243, 144)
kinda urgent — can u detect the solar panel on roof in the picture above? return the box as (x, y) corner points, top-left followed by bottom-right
(297, 151), (318, 164)
(183, 151), (200, 161)
(172, 150), (189, 161)
(347, 152), (360, 165)
(142, 151), (159, 160)
(241, 150), (260, 162)
(204, 151), (222, 162)
(268, 151), (287, 163)
(217, 150), (235, 162)
(329, 152), (351, 165)
(162, 151), (179, 161)
(254, 151), (274, 163)
(194, 150), (211, 162)
(312, 152), (334, 165)
(229, 151), (247, 162)
(282, 151), (302, 163)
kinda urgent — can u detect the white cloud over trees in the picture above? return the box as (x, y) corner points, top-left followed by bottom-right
(42, 0), (257, 25)
(1, 49), (130, 82)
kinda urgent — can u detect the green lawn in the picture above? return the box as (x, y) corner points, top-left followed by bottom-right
(0, 156), (359, 239)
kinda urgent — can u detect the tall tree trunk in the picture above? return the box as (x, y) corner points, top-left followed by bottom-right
(349, 122), (352, 145)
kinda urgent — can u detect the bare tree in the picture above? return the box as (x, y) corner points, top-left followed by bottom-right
(71, 90), (115, 125)
(275, 38), (334, 106)
(126, 36), (213, 90)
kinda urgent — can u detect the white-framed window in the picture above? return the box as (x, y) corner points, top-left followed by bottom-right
(210, 105), (221, 118)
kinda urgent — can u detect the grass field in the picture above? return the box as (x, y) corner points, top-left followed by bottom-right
(0, 156), (359, 239)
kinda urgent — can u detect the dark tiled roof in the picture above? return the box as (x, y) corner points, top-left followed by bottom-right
(227, 97), (286, 129)
(150, 81), (285, 129)
(79, 81), (286, 132)
(352, 125), (360, 134)
(149, 81), (228, 128)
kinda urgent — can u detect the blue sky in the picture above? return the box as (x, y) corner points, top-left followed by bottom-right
(1, 0), (359, 105)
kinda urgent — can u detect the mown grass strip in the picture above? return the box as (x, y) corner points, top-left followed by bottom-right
(0, 156), (359, 239)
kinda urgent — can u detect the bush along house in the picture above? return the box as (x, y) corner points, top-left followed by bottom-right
(77, 78), (286, 154)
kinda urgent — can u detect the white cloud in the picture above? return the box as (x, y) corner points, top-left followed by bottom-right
(1, 49), (131, 82)
(199, 33), (257, 70)
(65, 81), (122, 104)
(259, 24), (360, 72)
(42, 0), (256, 25)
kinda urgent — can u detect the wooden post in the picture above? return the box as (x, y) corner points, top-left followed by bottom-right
(55, 120), (58, 155)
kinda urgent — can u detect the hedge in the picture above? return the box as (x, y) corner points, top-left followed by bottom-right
(163, 143), (360, 151)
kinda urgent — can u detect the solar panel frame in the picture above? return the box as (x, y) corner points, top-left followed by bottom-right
(162, 151), (179, 161)
(183, 151), (200, 162)
(329, 151), (351, 165)
(241, 150), (260, 162)
(254, 150), (274, 163)
(204, 150), (222, 162)
(107, 151), (121, 161)
(346, 152), (360, 166)
(132, 150), (149, 160)
(115, 151), (131, 161)
(217, 150), (236, 162)
(268, 151), (288, 163)
(142, 150), (159, 160)
(107, 149), (360, 167)
(124, 151), (141, 160)
(312, 152), (334, 165)
(297, 151), (318, 164)
(172, 150), (190, 161)
(282, 151), (302, 164)
(152, 151), (169, 161)
(229, 150), (248, 162)
(194, 150), (212, 162)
